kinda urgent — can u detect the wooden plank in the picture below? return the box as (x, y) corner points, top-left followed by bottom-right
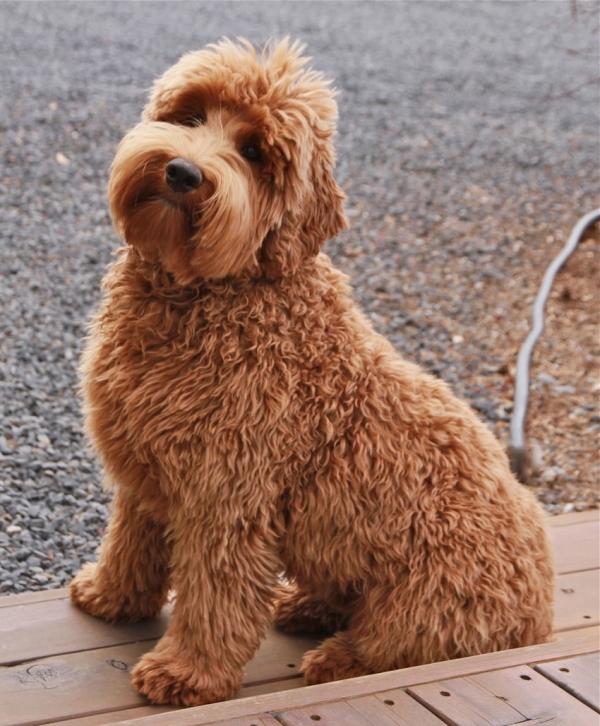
(54, 716), (283, 726)
(275, 700), (374, 725)
(408, 674), (525, 725)
(241, 627), (318, 686)
(345, 694), (416, 725)
(232, 676), (304, 700)
(554, 570), (600, 632)
(50, 707), (176, 726)
(472, 665), (598, 726)
(371, 689), (448, 726)
(535, 652), (600, 712)
(235, 678), (305, 699)
(547, 510), (599, 527)
(110, 637), (599, 726)
(0, 595), (318, 680)
(350, 692), (446, 725)
(554, 624), (600, 641)
(0, 589), (72, 608)
(0, 641), (149, 726)
(517, 718), (573, 725)
(0, 597), (171, 666)
(202, 718), (283, 726)
(0, 631), (317, 726)
(551, 519), (600, 574)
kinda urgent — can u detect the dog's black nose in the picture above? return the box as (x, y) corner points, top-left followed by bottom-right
(165, 158), (203, 193)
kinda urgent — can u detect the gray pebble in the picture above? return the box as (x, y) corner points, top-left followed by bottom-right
(553, 385), (576, 395)
(540, 466), (566, 484)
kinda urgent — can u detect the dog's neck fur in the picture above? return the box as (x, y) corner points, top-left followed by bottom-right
(119, 244), (346, 303)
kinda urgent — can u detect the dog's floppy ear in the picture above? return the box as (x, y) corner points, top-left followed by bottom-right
(302, 152), (348, 252)
(260, 154), (348, 278)
(256, 39), (349, 277)
(260, 112), (349, 276)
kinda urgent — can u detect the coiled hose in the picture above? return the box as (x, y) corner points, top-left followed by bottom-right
(509, 207), (600, 481)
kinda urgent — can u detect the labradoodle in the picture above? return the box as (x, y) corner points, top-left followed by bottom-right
(70, 39), (554, 707)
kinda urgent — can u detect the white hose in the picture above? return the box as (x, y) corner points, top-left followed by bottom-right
(509, 208), (600, 478)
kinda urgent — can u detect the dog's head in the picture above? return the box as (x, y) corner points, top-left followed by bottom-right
(108, 38), (348, 284)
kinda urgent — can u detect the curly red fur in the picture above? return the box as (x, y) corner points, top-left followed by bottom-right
(70, 38), (554, 706)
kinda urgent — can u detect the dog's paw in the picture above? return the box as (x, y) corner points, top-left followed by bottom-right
(273, 584), (348, 634)
(132, 649), (239, 706)
(69, 562), (159, 624)
(301, 634), (371, 685)
(70, 563), (115, 619)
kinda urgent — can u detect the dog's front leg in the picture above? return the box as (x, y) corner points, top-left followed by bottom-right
(131, 510), (279, 706)
(70, 485), (172, 623)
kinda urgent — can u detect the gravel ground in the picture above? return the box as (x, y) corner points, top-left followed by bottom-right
(0, 1), (598, 595)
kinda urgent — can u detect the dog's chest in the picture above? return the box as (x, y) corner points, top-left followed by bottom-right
(84, 263), (382, 505)
(84, 288), (303, 468)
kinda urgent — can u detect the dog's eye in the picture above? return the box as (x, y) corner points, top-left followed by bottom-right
(241, 144), (262, 163)
(180, 113), (206, 127)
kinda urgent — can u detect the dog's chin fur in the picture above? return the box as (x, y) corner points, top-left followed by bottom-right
(70, 38), (555, 708)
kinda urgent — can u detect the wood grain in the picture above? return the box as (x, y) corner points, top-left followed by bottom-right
(551, 519), (600, 574)
(0, 633), (316, 726)
(0, 597), (171, 666)
(50, 706), (176, 726)
(408, 675), (524, 725)
(554, 570), (600, 632)
(0, 642), (149, 726)
(547, 510), (599, 527)
(241, 627), (319, 685)
(472, 665), (598, 726)
(0, 589), (71, 608)
(197, 717), (283, 726)
(554, 624), (600, 640)
(535, 652), (600, 712)
(275, 700), (374, 726)
(354, 691), (447, 725)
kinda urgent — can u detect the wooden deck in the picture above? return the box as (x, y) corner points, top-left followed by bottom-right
(1, 509), (598, 726)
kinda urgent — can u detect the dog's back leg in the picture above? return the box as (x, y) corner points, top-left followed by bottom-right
(301, 582), (419, 684)
(301, 630), (372, 683)
(274, 582), (349, 634)
(302, 560), (554, 685)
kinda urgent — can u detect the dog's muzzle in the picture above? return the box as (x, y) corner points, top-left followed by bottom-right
(166, 158), (204, 194)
